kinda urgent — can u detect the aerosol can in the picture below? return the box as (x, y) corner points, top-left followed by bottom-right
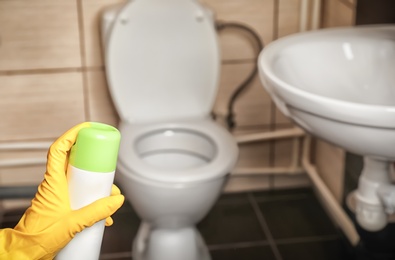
(56, 122), (121, 260)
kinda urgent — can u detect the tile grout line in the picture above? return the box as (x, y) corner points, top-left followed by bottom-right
(99, 251), (132, 260)
(339, 0), (355, 9)
(76, 0), (91, 121)
(268, 0), (281, 190)
(274, 234), (340, 245)
(208, 240), (270, 251)
(248, 193), (283, 260)
(272, 0), (279, 41)
(222, 58), (255, 64)
(0, 66), (105, 76)
(253, 193), (310, 203)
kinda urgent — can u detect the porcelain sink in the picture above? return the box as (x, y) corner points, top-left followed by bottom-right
(259, 25), (395, 231)
(259, 25), (395, 160)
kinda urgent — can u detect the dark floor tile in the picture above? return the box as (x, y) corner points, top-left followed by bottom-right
(0, 208), (26, 228)
(197, 193), (266, 245)
(354, 221), (395, 260)
(100, 256), (132, 260)
(100, 258), (131, 260)
(253, 188), (314, 202)
(1, 189), (355, 260)
(2, 207), (28, 216)
(99, 251), (133, 260)
(278, 239), (355, 260)
(100, 200), (141, 254)
(0, 220), (18, 229)
(257, 194), (338, 239)
(215, 192), (253, 204)
(210, 245), (277, 260)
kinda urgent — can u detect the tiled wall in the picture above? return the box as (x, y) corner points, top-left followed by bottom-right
(0, 0), (325, 209)
(322, 0), (356, 28)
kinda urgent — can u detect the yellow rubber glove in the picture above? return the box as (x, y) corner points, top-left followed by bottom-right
(0, 122), (125, 260)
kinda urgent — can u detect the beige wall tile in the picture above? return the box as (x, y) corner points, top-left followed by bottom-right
(202, 0), (274, 60)
(0, 165), (45, 186)
(233, 126), (271, 136)
(81, 0), (126, 67)
(340, 0), (356, 7)
(236, 141), (271, 168)
(322, 0), (355, 28)
(278, 0), (302, 38)
(0, 0), (81, 71)
(233, 126), (301, 171)
(315, 140), (345, 202)
(0, 150), (47, 186)
(273, 174), (311, 189)
(224, 176), (271, 192)
(0, 72), (85, 141)
(275, 107), (293, 126)
(85, 70), (119, 126)
(234, 127), (272, 169)
(272, 125), (302, 168)
(274, 138), (294, 167)
(232, 127), (274, 175)
(2, 200), (31, 212)
(234, 75), (272, 127)
(0, 150), (46, 210)
(1, 150), (48, 163)
(214, 62), (272, 127)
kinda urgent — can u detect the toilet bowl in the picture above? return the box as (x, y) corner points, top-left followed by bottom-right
(117, 120), (237, 260)
(102, 0), (239, 259)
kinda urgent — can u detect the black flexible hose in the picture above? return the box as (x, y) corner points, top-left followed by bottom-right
(215, 21), (264, 130)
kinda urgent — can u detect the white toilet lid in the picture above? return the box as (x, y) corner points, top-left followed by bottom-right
(106, 0), (220, 123)
(118, 119), (238, 183)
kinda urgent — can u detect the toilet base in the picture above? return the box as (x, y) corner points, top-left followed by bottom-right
(132, 222), (211, 260)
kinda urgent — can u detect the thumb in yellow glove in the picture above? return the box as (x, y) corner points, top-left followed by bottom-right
(0, 122), (125, 260)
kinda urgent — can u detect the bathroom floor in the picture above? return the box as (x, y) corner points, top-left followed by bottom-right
(0, 188), (354, 260)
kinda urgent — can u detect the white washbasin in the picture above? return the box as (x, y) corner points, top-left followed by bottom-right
(259, 25), (395, 160)
(259, 25), (395, 232)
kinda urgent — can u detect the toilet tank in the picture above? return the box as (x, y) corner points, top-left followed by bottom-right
(102, 0), (220, 124)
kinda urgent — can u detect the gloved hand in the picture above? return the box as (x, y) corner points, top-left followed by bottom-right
(0, 122), (125, 260)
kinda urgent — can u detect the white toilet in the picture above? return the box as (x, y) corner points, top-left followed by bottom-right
(101, 1), (239, 260)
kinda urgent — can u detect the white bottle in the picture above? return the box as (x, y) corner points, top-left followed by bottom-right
(56, 122), (121, 260)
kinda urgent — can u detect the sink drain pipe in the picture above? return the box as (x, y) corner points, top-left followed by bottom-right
(354, 158), (395, 232)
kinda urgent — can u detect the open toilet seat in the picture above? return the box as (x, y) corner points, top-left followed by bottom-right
(118, 119), (238, 184)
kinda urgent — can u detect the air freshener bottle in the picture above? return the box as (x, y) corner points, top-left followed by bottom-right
(56, 122), (121, 260)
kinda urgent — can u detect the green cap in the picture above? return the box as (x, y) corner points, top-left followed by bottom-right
(69, 122), (121, 173)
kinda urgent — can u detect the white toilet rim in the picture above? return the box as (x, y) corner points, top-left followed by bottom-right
(117, 119), (238, 184)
